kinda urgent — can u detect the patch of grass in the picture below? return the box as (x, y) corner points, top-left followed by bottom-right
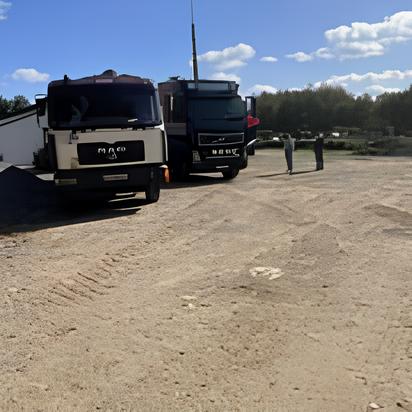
(353, 137), (412, 156)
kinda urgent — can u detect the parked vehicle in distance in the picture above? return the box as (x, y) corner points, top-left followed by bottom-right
(158, 78), (257, 180)
(34, 70), (167, 202)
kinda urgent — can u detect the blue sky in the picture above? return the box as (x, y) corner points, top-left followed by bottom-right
(1, 0), (412, 100)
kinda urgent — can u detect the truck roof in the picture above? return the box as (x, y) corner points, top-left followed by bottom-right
(0, 105), (36, 123)
(159, 78), (237, 87)
(158, 78), (239, 95)
(159, 78), (236, 84)
(49, 70), (154, 88)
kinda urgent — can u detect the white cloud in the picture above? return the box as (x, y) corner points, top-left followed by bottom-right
(312, 68), (411, 96)
(0, 0), (11, 21)
(346, 11), (412, 57)
(334, 41), (386, 59)
(12, 68), (50, 83)
(314, 69), (412, 88)
(313, 47), (335, 59)
(260, 56), (278, 63)
(366, 85), (401, 95)
(197, 43), (256, 71)
(248, 84), (278, 95)
(286, 52), (313, 63)
(210, 72), (241, 83)
(288, 11), (412, 61)
(286, 48), (334, 62)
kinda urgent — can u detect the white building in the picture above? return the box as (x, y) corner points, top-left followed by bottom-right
(0, 106), (44, 165)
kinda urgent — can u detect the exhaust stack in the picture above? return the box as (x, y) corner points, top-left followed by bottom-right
(191, 0), (199, 87)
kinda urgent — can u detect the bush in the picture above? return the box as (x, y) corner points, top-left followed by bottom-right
(353, 138), (403, 155)
(324, 141), (347, 150)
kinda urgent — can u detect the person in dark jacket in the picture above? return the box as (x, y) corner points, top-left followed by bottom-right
(314, 134), (324, 170)
(281, 133), (295, 175)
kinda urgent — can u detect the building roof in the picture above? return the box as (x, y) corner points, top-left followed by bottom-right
(0, 105), (37, 123)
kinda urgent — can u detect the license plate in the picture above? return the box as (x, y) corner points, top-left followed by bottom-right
(210, 148), (240, 157)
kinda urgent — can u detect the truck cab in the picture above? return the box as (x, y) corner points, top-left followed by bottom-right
(35, 70), (167, 202)
(158, 79), (251, 180)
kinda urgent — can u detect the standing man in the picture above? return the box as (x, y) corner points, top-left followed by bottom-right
(314, 133), (325, 170)
(281, 133), (295, 175)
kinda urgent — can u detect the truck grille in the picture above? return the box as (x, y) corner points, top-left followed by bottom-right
(198, 133), (244, 146)
(77, 141), (145, 165)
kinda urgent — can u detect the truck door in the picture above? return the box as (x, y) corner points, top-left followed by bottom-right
(245, 96), (259, 155)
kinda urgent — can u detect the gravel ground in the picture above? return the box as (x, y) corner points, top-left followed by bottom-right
(0, 150), (411, 411)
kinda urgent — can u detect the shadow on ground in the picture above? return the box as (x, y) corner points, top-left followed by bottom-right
(255, 169), (318, 178)
(161, 173), (227, 190)
(0, 167), (144, 234)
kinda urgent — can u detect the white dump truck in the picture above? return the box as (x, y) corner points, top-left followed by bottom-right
(1, 70), (167, 202)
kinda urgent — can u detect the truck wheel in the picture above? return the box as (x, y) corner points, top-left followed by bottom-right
(145, 171), (160, 203)
(247, 144), (256, 156)
(240, 150), (248, 169)
(222, 168), (239, 180)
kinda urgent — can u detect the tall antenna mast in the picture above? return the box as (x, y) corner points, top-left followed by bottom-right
(191, 0), (199, 87)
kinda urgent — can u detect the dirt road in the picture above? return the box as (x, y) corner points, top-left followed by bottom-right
(1, 150), (411, 411)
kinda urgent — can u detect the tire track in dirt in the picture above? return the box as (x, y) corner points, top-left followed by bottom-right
(0, 200), (197, 387)
(365, 203), (412, 225)
(225, 185), (317, 227)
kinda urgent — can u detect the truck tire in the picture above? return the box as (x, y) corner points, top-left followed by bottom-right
(240, 149), (248, 169)
(145, 170), (160, 203)
(222, 168), (239, 180)
(247, 144), (256, 156)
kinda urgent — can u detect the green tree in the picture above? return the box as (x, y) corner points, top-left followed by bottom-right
(0, 96), (11, 118)
(10, 95), (31, 113)
(253, 85), (412, 134)
(0, 95), (31, 119)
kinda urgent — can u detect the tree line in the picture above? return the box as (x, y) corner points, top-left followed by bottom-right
(256, 84), (412, 135)
(0, 95), (31, 119)
(2, 87), (412, 135)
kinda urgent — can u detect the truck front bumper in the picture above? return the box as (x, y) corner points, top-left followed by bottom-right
(54, 165), (162, 193)
(191, 157), (243, 173)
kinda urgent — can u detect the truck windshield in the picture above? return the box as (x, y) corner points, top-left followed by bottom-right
(190, 97), (246, 122)
(48, 84), (161, 129)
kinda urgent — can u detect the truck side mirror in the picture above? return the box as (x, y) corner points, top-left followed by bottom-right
(245, 96), (257, 117)
(35, 94), (48, 129)
(35, 94), (47, 117)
